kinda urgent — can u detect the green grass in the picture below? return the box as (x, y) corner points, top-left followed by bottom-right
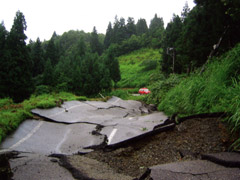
(117, 48), (162, 88)
(107, 88), (146, 101)
(149, 43), (240, 150)
(0, 92), (86, 143)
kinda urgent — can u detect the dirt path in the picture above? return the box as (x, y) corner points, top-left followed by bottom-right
(83, 117), (233, 178)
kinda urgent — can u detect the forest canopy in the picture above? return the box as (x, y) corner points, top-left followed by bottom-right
(0, 0), (240, 102)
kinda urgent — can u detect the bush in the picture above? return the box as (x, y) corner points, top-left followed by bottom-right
(145, 74), (184, 105)
(110, 89), (129, 100)
(140, 59), (158, 72)
(35, 85), (51, 95)
(0, 98), (13, 108)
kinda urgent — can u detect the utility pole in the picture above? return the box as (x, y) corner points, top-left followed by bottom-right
(167, 47), (176, 73)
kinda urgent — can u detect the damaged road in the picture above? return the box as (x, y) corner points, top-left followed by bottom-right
(0, 96), (170, 179)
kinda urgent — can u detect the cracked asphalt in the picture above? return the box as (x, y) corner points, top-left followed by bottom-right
(1, 96), (239, 180)
(0, 96), (169, 179)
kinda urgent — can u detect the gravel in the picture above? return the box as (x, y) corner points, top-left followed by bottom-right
(83, 117), (232, 178)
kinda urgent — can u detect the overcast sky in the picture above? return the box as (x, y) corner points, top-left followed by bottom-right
(0, 0), (195, 42)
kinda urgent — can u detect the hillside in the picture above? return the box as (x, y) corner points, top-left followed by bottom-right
(145, 43), (240, 150)
(115, 43), (240, 150)
(117, 48), (162, 88)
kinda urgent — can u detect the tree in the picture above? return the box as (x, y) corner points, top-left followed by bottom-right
(149, 14), (164, 35)
(136, 18), (148, 35)
(4, 11), (33, 102)
(149, 14), (165, 48)
(181, 2), (191, 22)
(31, 38), (44, 77)
(90, 26), (103, 55)
(0, 22), (7, 58)
(162, 15), (183, 74)
(104, 47), (121, 87)
(112, 16), (127, 44)
(42, 59), (54, 86)
(45, 34), (59, 66)
(126, 17), (136, 38)
(0, 22), (8, 97)
(104, 22), (113, 49)
(76, 36), (86, 57)
(79, 53), (102, 95)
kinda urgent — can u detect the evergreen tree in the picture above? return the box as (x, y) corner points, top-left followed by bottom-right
(104, 47), (121, 86)
(104, 22), (113, 49)
(45, 33), (59, 66)
(80, 53), (101, 95)
(31, 38), (44, 77)
(149, 14), (165, 48)
(126, 17), (136, 38)
(136, 18), (148, 35)
(0, 22), (8, 97)
(149, 14), (164, 35)
(90, 26), (103, 55)
(0, 22), (7, 58)
(76, 36), (86, 57)
(54, 56), (72, 91)
(98, 62), (112, 92)
(42, 59), (54, 86)
(112, 16), (127, 44)
(162, 15), (183, 74)
(181, 2), (191, 22)
(4, 11), (33, 102)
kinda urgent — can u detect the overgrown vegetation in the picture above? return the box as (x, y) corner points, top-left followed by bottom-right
(108, 88), (144, 101)
(117, 48), (161, 88)
(148, 43), (240, 149)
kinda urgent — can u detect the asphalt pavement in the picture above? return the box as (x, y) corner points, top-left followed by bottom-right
(149, 152), (240, 180)
(2, 96), (238, 180)
(0, 96), (169, 179)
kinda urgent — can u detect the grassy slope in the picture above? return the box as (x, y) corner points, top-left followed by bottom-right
(150, 43), (240, 149)
(117, 48), (162, 88)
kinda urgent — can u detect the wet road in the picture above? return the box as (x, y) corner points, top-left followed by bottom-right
(0, 96), (168, 179)
(1, 97), (168, 154)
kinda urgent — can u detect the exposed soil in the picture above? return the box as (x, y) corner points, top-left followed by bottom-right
(84, 117), (234, 178)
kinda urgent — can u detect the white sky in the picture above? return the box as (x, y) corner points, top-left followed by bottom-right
(0, 0), (195, 42)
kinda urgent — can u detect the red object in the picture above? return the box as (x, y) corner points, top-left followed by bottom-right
(138, 88), (151, 94)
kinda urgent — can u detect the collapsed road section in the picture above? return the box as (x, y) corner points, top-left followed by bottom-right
(0, 96), (172, 179)
(1, 97), (169, 154)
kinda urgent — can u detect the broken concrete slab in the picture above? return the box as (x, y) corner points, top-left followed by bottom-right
(150, 160), (240, 180)
(103, 123), (175, 149)
(9, 152), (75, 180)
(2, 97), (169, 156)
(100, 112), (169, 146)
(202, 152), (240, 168)
(62, 155), (134, 180)
(31, 101), (98, 124)
(31, 97), (142, 124)
(0, 120), (105, 154)
(29, 97), (169, 151)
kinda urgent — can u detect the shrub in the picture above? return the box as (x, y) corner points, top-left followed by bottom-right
(35, 85), (51, 95)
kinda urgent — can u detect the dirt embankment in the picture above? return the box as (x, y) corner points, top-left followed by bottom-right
(84, 117), (234, 178)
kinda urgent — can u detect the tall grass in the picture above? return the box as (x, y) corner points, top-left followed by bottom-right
(117, 48), (162, 88)
(152, 43), (240, 149)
